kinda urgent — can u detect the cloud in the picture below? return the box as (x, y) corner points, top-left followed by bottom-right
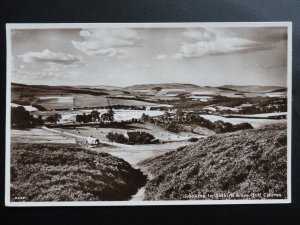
(18, 49), (84, 66)
(174, 28), (279, 58)
(176, 37), (273, 58)
(182, 28), (216, 41)
(72, 28), (140, 57)
(156, 54), (168, 60)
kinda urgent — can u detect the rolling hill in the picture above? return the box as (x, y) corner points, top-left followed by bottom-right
(139, 124), (287, 200)
(11, 143), (147, 201)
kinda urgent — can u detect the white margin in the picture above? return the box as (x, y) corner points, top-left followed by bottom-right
(5, 22), (292, 207)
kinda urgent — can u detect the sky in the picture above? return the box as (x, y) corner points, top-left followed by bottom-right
(10, 26), (288, 87)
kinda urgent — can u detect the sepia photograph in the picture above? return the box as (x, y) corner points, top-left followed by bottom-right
(5, 22), (292, 206)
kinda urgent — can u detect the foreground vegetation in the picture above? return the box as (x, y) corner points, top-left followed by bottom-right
(140, 124), (287, 200)
(11, 143), (146, 201)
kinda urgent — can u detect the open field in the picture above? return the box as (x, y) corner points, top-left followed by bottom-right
(55, 122), (204, 143)
(11, 128), (76, 144)
(94, 141), (191, 166)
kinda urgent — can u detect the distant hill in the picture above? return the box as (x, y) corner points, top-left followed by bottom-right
(11, 83), (109, 97)
(220, 85), (286, 93)
(140, 124), (287, 200)
(125, 83), (200, 90)
(74, 85), (121, 90)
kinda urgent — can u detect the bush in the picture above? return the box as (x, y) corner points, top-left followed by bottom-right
(233, 122), (254, 131)
(188, 137), (199, 142)
(106, 132), (128, 143)
(106, 131), (156, 144)
(127, 131), (156, 144)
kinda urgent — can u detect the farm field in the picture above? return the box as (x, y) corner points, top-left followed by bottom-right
(11, 128), (76, 144)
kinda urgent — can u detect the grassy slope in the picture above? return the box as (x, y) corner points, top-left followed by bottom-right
(11, 143), (146, 202)
(140, 124), (287, 200)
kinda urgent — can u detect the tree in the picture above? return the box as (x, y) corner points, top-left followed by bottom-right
(90, 110), (100, 122)
(46, 114), (61, 124)
(101, 108), (115, 122)
(76, 115), (83, 123)
(11, 106), (32, 128)
(107, 108), (115, 122)
(34, 115), (44, 127)
(141, 113), (149, 122)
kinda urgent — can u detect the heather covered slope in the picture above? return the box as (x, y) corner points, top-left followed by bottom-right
(11, 143), (146, 201)
(140, 124), (287, 200)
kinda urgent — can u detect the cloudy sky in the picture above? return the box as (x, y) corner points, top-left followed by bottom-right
(10, 26), (288, 87)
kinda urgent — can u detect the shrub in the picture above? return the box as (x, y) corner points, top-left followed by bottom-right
(106, 131), (156, 144)
(106, 132), (128, 143)
(188, 137), (199, 142)
(127, 131), (156, 144)
(233, 122), (253, 131)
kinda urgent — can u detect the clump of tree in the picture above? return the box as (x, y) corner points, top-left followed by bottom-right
(106, 131), (158, 144)
(101, 108), (115, 122)
(11, 106), (44, 128)
(106, 132), (128, 144)
(141, 113), (150, 122)
(45, 114), (62, 124)
(76, 110), (101, 123)
(150, 113), (253, 134)
(190, 115), (254, 134)
(90, 110), (100, 121)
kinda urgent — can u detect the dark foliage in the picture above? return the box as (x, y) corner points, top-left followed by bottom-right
(10, 143), (146, 201)
(140, 125), (287, 200)
(106, 131), (157, 144)
(46, 114), (62, 124)
(11, 106), (44, 128)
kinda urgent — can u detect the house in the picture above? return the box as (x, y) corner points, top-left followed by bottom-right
(86, 137), (100, 145)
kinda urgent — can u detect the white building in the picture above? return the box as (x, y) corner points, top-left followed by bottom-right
(86, 137), (100, 145)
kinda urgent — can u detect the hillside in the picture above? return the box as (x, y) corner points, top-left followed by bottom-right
(11, 143), (146, 201)
(220, 85), (285, 93)
(125, 83), (200, 90)
(139, 124), (287, 200)
(11, 83), (109, 98)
